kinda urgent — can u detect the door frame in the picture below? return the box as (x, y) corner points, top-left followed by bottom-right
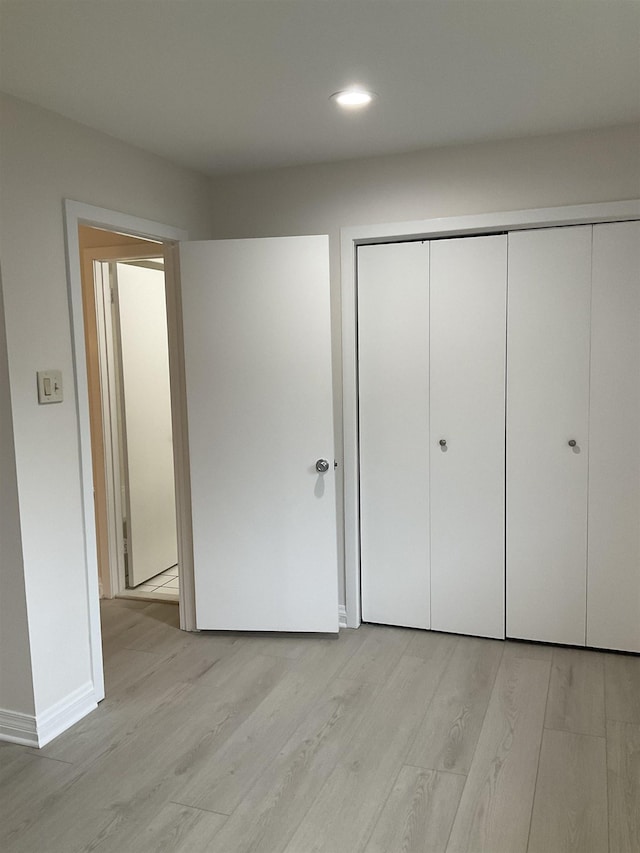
(340, 199), (640, 629)
(93, 257), (126, 599)
(64, 200), (195, 704)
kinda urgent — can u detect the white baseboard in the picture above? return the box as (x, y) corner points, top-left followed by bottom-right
(36, 682), (97, 747)
(338, 605), (348, 628)
(0, 682), (97, 749)
(0, 708), (39, 747)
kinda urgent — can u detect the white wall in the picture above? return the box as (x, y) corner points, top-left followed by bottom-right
(0, 94), (211, 722)
(0, 272), (35, 718)
(208, 122), (640, 603)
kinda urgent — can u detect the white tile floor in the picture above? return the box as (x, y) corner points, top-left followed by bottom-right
(121, 565), (179, 602)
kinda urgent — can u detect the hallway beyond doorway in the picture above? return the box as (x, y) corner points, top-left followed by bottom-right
(118, 566), (179, 603)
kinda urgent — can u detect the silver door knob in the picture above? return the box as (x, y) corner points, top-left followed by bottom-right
(568, 439), (577, 447)
(439, 439), (447, 447)
(315, 459), (330, 473)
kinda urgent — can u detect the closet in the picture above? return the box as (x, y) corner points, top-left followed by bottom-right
(357, 220), (640, 652)
(507, 222), (640, 652)
(358, 235), (506, 640)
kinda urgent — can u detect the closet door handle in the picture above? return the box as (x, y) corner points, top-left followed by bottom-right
(439, 439), (447, 448)
(568, 439), (577, 447)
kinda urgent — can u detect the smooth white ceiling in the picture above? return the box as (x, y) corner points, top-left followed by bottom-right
(1, 1), (639, 176)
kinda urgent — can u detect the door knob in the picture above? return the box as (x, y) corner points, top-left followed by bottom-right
(568, 439), (577, 447)
(439, 439), (447, 448)
(315, 459), (330, 473)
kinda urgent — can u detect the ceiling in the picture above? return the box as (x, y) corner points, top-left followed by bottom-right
(1, 1), (639, 176)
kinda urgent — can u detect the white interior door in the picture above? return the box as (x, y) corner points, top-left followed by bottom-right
(587, 221), (640, 652)
(115, 262), (178, 587)
(507, 226), (591, 645)
(430, 235), (507, 639)
(358, 241), (430, 629)
(179, 236), (338, 632)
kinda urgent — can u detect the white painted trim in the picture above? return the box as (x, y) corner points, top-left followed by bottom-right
(164, 244), (198, 632)
(341, 200), (640, 630)
(338, 605), (348, 628)
(63, 200), (194, 706)
(0, 681), (96, 748)
(35, 682), (97, 748)
(0, 708), (38, 747)
(93, 260), (127, 598)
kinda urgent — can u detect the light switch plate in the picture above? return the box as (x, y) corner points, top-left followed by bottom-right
(37, 370), (63, 403)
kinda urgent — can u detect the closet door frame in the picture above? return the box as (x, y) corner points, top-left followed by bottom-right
(341, 200), (640, 629)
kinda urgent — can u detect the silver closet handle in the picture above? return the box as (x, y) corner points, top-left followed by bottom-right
(568, 439), (577, 447)
(315, 459), (330, 473)
(439, 439), (447, 448)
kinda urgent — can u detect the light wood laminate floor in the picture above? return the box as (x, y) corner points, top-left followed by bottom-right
(1, 600), (638, 853)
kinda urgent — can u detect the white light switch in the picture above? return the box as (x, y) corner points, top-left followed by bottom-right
(37, 370), (63, 404)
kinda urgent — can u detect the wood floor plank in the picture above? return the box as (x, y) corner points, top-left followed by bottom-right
(99, 597), (152, 633)
(338, 623), (413, 683)
(0, 743), (38, 787)
(605, 652), (640, 723)
(124, 802), (227, 853)
(445, 655), (550, 853)
(0, 744), (74, 797)
(206, 677), (378, 853)
(240, 632), (323, 660)
(282, 653), (452, 853)
(545, 646), (605, 736)
(607, 720), (640, 853)
(99, 599), (170, 652)
(5, 650), (288, 853)
(364, 765), (466, 853)
(102, 645), (165, 694)
(0, 754), (82, 850)
(40, 664), (186, 765)
(503, 639), (553, 662)
(405, 627), (459, 662)
(407, 635), (503, 774)
(103, 629), (234, 705)
(110, 610), (195, 657)
(40, 633), (244, 766)
(527, 729), (608, 853)
(175, 627), (366, 814)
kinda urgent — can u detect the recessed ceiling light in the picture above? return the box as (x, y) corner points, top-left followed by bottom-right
(330, 88), (376, 108)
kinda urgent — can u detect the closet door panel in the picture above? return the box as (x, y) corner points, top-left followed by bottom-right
(507, 226), (591, 646)
(358, 241), (430, 629)
(588, 221), (640, 652)
(430, 235), (507, 639)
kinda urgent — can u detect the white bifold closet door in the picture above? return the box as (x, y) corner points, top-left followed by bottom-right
(358, 241), (431, 629)
(358, 236), (506, 638)
(430, 236), (506, 639)
(587, 221), (640, 652)
(507, 226), (592, 645)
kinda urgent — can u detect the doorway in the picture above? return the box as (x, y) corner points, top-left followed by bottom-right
(79, 226), (179, 603)
(65, 199), (197, 703)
